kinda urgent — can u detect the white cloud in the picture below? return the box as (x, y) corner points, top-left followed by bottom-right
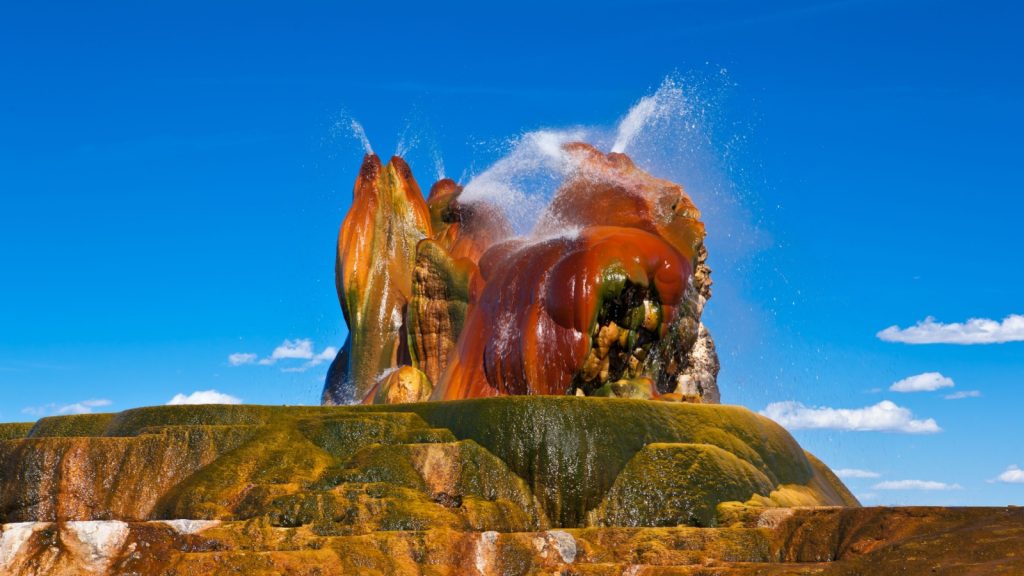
(993, 465), (1024, 484)
(230, 339), (337, 372)
(228, 353), (258, 366)
(873, 480), (962, 491)
(835, 468), (881, 479)
(308, 346), (337, 366)
(259, 339), (315, 364)
(279, 346), (337, 372)
(877, 314), (1024, 345)
(889, 372), (954, 393)
(166, 390), (242, 405)
(761, 400), (941, 434)
(22, 399), (112, 417)
(57, 399), (112, 414)
(944, 390), (981, 400)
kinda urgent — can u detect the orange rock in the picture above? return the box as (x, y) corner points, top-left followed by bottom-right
(333, 154), (433, 403)
(371, 365), (433, 405)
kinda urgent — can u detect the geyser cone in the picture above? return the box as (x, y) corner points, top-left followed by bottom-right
(329, 154), (432, 404)
(326, 142), (718, 405)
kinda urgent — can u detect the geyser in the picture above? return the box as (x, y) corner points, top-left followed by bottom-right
(323, 137), (719, 406)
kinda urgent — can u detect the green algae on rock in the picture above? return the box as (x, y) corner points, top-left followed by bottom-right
(364, 396), (858, 526)
(0, 422), (33, 441)
(590, 442), (777, 527)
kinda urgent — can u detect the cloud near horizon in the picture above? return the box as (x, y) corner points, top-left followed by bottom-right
(229, 339), (337, 372)
(944, 390), (981, 400)
(889, 372), (954, 393)
(259, 339), (315, 364)
(166, 390), (242, 405)
(760, 400), (941, 434)
(834, 468), (882, 479)
(228, 353), (258, 366)
(993, 465), (1024, 484)
(22, 398), (112, 417)
(873, 479), (962, 491)
(877, 314), (1024, 344)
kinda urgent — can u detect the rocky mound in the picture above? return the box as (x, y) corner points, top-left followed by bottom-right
(2, 398), (1020, 574)
(0, 398), (853, 531)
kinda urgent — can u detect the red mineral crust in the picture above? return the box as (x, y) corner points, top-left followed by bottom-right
(432, 226), (690, 399)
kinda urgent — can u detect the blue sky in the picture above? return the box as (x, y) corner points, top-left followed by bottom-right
(1, 1), (1022, 504)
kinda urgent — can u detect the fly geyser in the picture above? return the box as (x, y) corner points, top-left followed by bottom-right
(302, 135), (871, 530)
(322, 142), (720, 406)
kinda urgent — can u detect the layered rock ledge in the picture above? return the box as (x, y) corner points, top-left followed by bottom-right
(2, 508), (1022, 574)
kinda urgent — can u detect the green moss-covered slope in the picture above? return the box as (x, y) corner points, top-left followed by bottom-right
(365, 396), (857, 525)
(0, 397), (855, 529)
(0, 422), (33, 441)
(591, 442), (777, 527)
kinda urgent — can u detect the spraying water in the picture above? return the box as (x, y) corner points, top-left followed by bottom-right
(394, 126), (418, 158)
(433, 150), (447, 181)
(451, 75), (769, 406)
(458, 129), (591, 235)
(611, 78), (687, 154)
(456, 76), (728, 242)
(349, 119), (374, 155)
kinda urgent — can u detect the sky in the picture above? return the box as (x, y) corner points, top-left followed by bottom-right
(1, 0), (1022, 505)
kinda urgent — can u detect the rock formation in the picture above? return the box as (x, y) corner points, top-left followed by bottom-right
(0, 400), (853, 530)
(324, 143), (719, 405)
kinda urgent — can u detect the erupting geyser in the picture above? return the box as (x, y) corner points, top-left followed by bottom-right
(323, 141), (720, 406)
